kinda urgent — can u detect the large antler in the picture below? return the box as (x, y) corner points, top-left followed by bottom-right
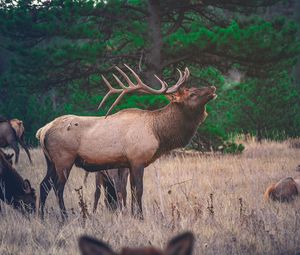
(98, 64), (190, 117)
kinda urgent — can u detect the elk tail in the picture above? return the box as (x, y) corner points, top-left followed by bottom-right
(264, 184), (276, 200)
(36, 124), (52, 161)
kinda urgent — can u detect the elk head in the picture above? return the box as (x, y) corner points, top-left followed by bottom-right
(166, 86), (216, 112)
(98, 64), (217, 116)
(79, 232), (194, 255)
(0, 150), (36, 214)
(15, 179), (37, 214)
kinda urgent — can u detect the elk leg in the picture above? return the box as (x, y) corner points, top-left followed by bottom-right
(122, 188), (127, 208)
(83, 172), (89, 187)
(104, 177), (118, 211)
(39, 157), (57, 220)
(11, 141), (19, 164)
(54, 180), (68, 222)
(120, 168), (129, 208)
(129, 165), (144, 219)
(18, 135), (32, 164)
(93, 173), (102, 213)
(54, 160), (74, 222)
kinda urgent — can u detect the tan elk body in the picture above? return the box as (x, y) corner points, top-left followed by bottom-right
(37, 65), (217, 220)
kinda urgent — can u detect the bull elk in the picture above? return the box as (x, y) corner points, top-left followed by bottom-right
(36, 64), (217, 220)
(0, 117), (32, 164)
(79, 232), (194, 255)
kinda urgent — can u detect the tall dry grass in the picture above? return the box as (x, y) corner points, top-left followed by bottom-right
(0, 140), (300, 255)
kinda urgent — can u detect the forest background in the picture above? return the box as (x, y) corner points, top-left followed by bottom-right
(0, 0), (299, 152)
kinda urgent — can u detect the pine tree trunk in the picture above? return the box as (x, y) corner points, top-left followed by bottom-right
(145, 0), (163, 86)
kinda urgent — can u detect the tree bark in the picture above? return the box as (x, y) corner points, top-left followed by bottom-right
(145, 0), (163, 87)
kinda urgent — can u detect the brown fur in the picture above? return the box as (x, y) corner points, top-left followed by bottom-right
(0, 118), (32, 164)
(9, 119), (25, 139)
(78, 232), (194, 255)
(0, 149), (36, 214)
(264, 184), (276, 200)
(264, 177), (299, 202)
(37, 83), (216, 220)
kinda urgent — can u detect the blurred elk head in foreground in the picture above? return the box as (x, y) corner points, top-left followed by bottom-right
(0, 117), (32, 164)
(0, 149), (36, 214)
(37, 65), (217, 221)
(264, 176), (300, 202)
(79, 232), (194, 255)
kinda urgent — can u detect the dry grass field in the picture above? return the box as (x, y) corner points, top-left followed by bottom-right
(1, 139), (300, 255)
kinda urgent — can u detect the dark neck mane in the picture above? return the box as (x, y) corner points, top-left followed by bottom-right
(151, 103), (207, 157)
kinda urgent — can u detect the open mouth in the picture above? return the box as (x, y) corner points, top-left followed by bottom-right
(209, 86), (217, 100)
(207, 92), (217, 100)
(211, 93), (217, 99)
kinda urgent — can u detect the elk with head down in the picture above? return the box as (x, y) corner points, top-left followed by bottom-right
(0, 117), (32, 164)
(0, 149), (36, 214)
(264, 176), (300, 202)
(36, 65), (217, 220)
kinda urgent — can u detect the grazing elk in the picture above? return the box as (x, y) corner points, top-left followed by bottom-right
(264, 176), (300, 202)
(85, 168), (129, 213)
(37, 65), (217, 220)
(0, 149), (36, 214)
(0, 117), (32, 164)
(79, 232), (194, 255)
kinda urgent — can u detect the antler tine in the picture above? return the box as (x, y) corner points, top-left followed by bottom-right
(115, 66), (136, 88)
(176, 68), (184, 84)
(97, 75), (123, 110)
(184, 67), (190, 80)
(112, 74), (127, 89)
(165, 67), (189, 94)
(123, 64), (144, 86)
(124, 64), (167, 94)
(101, 74), (114, 90)
(97, 91), (112, 110)
(154, 74), (168, 91)
(104, 91), (126, 118)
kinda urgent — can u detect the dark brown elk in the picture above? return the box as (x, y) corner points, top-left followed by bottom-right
(85, 168), (129, 213)
(79, 232), (194, 255)
(0, 149), (36, 214)
(36, 65), (217, 220)
(0, 117), (32, 164)
(264, 176), (300, 202)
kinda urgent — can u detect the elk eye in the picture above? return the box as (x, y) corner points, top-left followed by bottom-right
(190, 93), (197, 97)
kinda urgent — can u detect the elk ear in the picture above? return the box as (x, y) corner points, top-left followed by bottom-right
(23, 179), (32, 194)
(79, 236), (116, 255)
(7, 153), (14, 161)
(166, 91), (184, 103)
(165, 232), (194, 255)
